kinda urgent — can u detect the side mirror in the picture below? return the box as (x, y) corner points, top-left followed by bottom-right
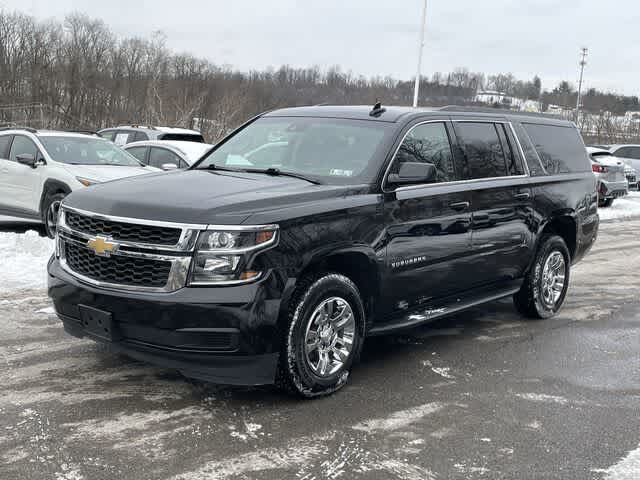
(16, 153), (37, 168)
(161, 163), (179, 171)
(387, 162), (436, 186)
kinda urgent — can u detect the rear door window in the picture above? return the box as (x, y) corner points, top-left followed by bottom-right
(522, 123), (590, 174)
(132, 131), (148, 142)
(454, 122), (509, 179)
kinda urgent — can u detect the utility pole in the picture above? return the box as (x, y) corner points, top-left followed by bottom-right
(412, 0), (428, 108)
(576, 47), (588, 119)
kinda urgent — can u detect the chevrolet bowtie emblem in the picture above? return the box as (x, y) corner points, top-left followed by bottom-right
(87, 236), (119, 257)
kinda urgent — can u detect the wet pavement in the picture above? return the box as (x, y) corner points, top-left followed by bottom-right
(1, 219), (639, 479)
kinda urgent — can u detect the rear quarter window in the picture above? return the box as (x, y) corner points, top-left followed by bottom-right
(0, 135), (13, 158)
(522, 123), (590, 174)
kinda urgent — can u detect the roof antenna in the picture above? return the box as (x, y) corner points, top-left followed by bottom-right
(369, 100), (386, 117)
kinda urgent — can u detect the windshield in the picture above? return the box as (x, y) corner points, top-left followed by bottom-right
(195, 117), (391, 184)
(40, 136), (143, 166)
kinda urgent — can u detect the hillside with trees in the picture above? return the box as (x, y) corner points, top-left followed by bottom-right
(1, 10), (638, 142)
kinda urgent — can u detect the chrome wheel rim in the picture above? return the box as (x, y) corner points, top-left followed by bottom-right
(46, 200), (61, 234)
(304, 296), (355, 377)
(541, 251), (566, 308)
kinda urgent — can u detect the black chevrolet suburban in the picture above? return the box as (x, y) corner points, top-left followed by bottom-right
(48, 105), (599, 397)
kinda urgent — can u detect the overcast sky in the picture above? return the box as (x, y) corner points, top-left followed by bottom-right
(1, 0), (637, 95)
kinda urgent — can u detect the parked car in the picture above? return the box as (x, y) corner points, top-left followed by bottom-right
(48, 105), (598, 397)
(98, 125), (205, 146)
(0, 127), (158, 237)
(587, 146), (628, 206)
(123, 140), (214, 170)
(606, 144), (640, 187)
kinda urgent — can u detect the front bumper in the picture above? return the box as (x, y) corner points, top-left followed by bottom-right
(598, 179), (628, 199)
(47, 258), (285, 385)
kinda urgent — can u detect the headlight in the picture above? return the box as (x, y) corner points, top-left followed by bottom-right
(189, 226), (278, 285)
(76, 176), (99, 187)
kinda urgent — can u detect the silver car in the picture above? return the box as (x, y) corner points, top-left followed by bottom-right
(587, 146), (628, 207)
(123, 140), (214, 170)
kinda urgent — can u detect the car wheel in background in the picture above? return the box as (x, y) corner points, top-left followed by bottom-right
(599, 198), (614, 208)
(276, 273), (365, 398)
(514, 234), (570, 319)
(43, 193), (65, 239)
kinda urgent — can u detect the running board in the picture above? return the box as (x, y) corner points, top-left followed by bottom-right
(369, 280), (522, 335)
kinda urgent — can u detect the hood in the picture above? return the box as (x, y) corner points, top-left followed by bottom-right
(64, 164), (157, 183)
(63, 169), (369, 225)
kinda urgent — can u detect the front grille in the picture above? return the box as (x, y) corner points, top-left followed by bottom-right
(66, 211), (182, 246)
(65, 242), (171, 288)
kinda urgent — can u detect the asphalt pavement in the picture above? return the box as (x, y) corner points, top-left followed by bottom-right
(1, 219), (639, 480)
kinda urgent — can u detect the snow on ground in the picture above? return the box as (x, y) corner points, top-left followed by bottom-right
(0, 230), (54, 293)
(599, 191), (640, 222)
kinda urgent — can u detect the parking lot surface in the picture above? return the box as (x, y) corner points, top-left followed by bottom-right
(1, 220), (639, 479)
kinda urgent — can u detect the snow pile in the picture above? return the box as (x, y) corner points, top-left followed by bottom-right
(599, 191), (640, 222)
(0, 230), (54, 293)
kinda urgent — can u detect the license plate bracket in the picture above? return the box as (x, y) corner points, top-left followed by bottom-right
(78, 305), (121, 342)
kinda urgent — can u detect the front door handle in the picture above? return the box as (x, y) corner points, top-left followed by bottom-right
(514, 192), (530, 200)
(449, 201), (470, 211)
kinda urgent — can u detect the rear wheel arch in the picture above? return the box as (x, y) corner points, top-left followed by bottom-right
(537, 214), (577, 261)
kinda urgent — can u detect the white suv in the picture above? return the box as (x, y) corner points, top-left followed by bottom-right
(0, 128), (157, 237)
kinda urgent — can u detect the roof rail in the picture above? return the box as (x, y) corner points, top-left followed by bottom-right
(116, 124), (157, 130)
(64, 129), (98, 136)
(0, 126), (38, 133)
(438, 105), (563, 119)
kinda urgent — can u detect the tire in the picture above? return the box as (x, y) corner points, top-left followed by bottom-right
(275, 273), (366, 398)
(42, 192), (65, 239)
(599, 198), (614, 208)
(514, 234), (570, 319)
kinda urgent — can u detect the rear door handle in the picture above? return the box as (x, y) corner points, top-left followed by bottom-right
(514, 192), (530, 200)
(449, 201), (470, 211)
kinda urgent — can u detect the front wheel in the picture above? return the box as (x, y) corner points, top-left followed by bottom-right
(43, 193), (65, 239)
(276, 273), (366, 398)
(514, 235), (571, 319)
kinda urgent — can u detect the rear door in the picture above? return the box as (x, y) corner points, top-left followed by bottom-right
(0, 135), (16, 213)
(452, 119), (533, 287)
(382, 119), (473, 316)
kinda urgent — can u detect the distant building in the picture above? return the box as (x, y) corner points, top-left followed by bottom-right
(474, 90), (524, 110)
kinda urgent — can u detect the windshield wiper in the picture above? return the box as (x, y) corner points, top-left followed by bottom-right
(242, 167), (322, 185)
(199, 164), (243, 172)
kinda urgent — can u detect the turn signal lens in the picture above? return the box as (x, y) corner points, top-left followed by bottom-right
(239, 271), (260, 281)
(256, 230), (275, 244)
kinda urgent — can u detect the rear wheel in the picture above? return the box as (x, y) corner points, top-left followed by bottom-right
(43, 192), (65, 239)
(276, 273), (365, 398)
(514, 235), (570, 319)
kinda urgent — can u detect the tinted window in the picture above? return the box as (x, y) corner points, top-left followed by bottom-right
(149, 147), (182, 169)
(496, 124), (524, 175)
(615, 146), (640, 160)
(0, 135), (13, 158)
(455, 122), (508, 179)
(98, 130), (116, 141)
(126, 146), (148, 163)
(133, 131), (148, 142)
(159, 133), (205, 143)
(9, 136), (39, 162)
(391, 122), (456, 183)
(512, 122), (545, 176)
(522, 123), (590, 174)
